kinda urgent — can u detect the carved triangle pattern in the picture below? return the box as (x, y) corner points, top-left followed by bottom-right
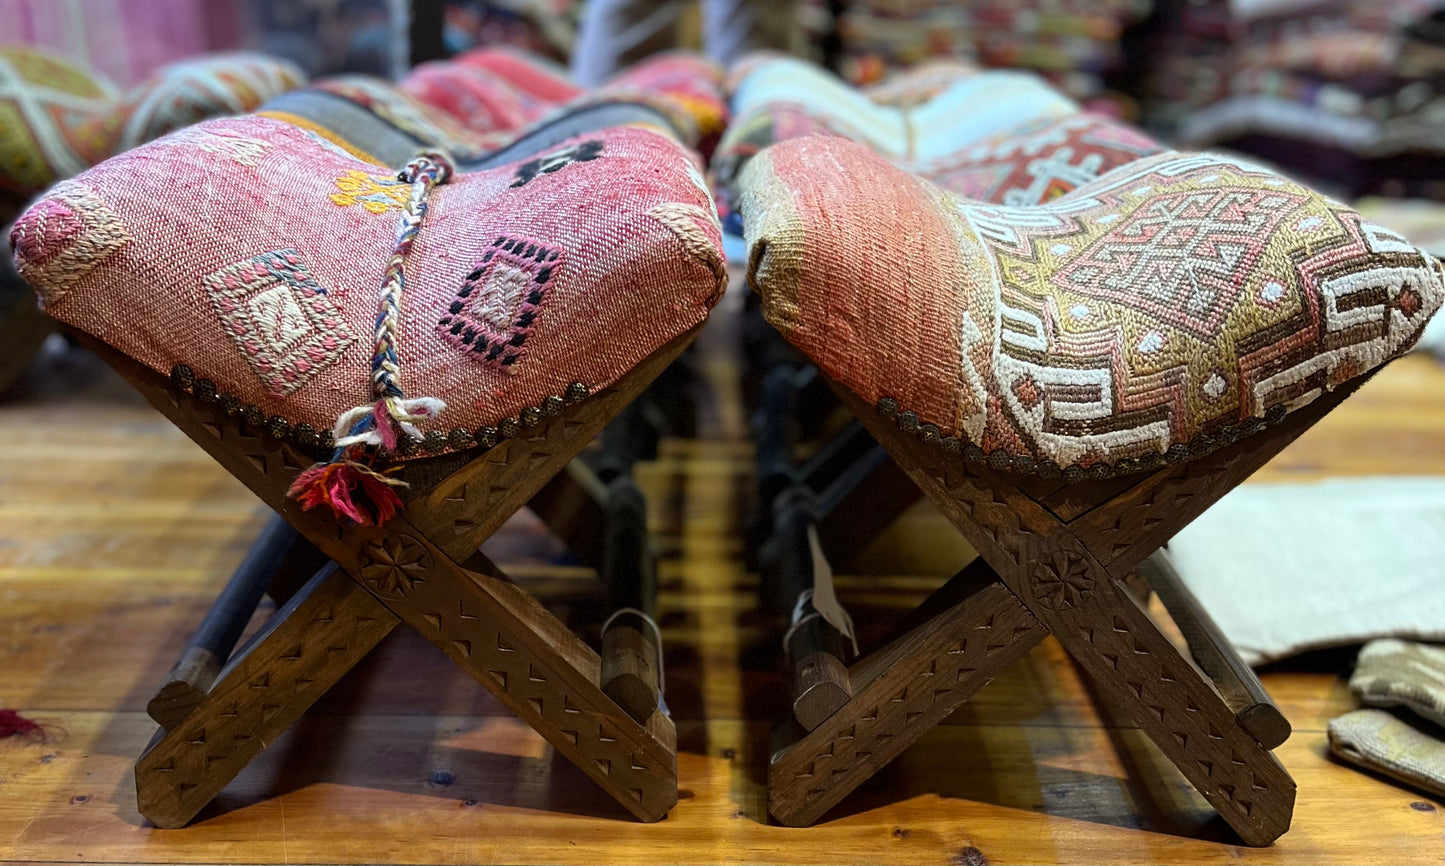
(393, 550), (676, 820)
(134, 576), (394, 827)
(771, 584), (1044, 824)
(919, 447), (1294, 839)
(435, 384), (627, 553)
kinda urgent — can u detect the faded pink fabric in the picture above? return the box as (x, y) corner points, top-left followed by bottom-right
(398, 61), (545, 133)
(11, 116), (726, 460)
(454, 48), (584, 105)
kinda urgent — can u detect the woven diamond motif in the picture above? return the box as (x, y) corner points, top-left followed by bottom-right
(438, 235), (560, 371)
(201, 249), (354, 396)
(1052, 185), (1306, 338)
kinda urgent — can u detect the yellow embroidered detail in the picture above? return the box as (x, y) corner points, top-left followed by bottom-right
(329, 169), (411, 215)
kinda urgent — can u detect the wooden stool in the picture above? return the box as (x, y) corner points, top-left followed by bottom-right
(760, 372), (1388, 843)
(82, 328), (695, 828)
(735, 135), (1443, 844)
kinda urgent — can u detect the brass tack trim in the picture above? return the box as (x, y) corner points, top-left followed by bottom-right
(170, 364), (194, 391)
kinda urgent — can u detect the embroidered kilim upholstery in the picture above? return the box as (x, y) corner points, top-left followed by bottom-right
(715, 55), (1163, 218)
(262, 52), (726, 171)
(90, 53), (307, 156)
(0, 47), (117, 221)
(0, 46), (305, 223)
(398, 61), (546, 134)
(739, 136), (1445, 473)
(455, 47), (584, 106)
(10, 116), (727, 462)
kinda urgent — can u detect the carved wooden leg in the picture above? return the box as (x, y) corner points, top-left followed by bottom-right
(135, 564), (398, 828)
(768, 563), (1046, 826)
(361, 527), (678, 821)
(1032, 568), (1295, 845)
(1138, 550), (1290, 749)
(90, 328), (696, 822)
(891, 453), (1296, 845)
(834, 382), (1298, 845)
(148, 515), (318, 729)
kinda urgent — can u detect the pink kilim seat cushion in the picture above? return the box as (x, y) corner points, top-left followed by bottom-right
(11, 116), (726, 462)
(741, 136), (1445, 477)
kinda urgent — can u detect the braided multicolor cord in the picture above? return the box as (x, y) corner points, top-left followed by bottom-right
(331, 149), (454, 452)
(287, 149), (455, 525)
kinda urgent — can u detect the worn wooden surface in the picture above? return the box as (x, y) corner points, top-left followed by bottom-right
(0, 307), (1441, 863)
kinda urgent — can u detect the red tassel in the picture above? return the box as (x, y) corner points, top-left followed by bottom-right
(0, 708), (46, 741)
(288, 461), (406, 526)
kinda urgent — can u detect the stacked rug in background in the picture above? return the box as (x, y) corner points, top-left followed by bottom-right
(799, 0), (1153, 102)
(1149, 0), (1445, 198)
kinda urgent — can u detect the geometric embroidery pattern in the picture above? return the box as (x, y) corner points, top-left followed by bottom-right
(437, 236), (560, 371)
(510, 140), (603, 188)
(924, 114), (1164, 206)
(951, 154), (1445, 468)
(739, 135), (1445, 474)
(9, 180), (130, 306)
(201, 250), (354, 396)
(1052, 186), (1305, 338)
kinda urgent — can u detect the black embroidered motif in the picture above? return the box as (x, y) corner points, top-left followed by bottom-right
(510, 140), (604, 188)
(438, 235), (560, 370)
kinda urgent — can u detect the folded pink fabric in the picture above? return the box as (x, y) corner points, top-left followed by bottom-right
(11, 117), (726, 464)
(454, 47), (583, 105)
(398, 61), (543, 133)
(741, 136), (1445, 475)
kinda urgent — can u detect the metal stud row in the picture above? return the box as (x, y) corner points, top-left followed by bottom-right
(169, 364), (589, 458)
(874, 395), (1288, 480)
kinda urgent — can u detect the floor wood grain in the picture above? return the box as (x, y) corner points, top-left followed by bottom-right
(0, 314), (1440, 865)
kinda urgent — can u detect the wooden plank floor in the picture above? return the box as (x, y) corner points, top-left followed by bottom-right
(0, 299), (1441, 865)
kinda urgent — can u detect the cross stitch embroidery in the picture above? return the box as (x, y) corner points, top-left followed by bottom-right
(438, 235), (560, 370)
(201, 249), (355, 397)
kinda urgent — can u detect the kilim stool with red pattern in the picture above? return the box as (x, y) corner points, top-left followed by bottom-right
(9, 103), (727, 826)
(738, 132), (1444, 841)
(722, 54), (1172, 793)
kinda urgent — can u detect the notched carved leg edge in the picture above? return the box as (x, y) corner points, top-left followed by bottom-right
(135, 565), (398, 829)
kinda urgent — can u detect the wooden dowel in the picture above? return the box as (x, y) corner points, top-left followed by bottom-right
(598, 471), (662, 723)
(147, 514), (298, 729)
(1137, 549), (1292, 750)
(601, 614), (662, 724)
(788, 615), (852, 732)
(773, 486), (853, 730)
